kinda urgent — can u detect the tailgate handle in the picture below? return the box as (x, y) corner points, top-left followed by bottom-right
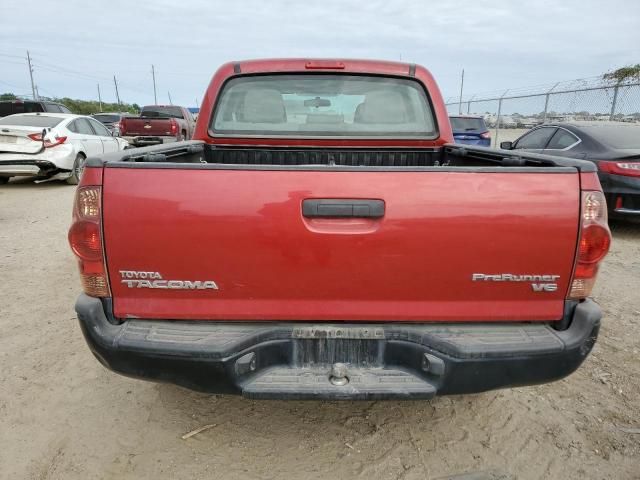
(302, 199), (385, 218)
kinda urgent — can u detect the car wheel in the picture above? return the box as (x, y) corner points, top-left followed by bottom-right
(181, 130), (187, 141)
(0, 177), (9, 185)
(66, 153), (86, 185)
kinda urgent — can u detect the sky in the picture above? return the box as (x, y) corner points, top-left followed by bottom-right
(0, 0), (639, 108)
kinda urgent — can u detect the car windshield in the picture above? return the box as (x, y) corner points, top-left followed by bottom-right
(450, 117), (486, 131)
(93, 114), (121, 123)
(0, 115), (64, 128)
(580, 124), (640, 150)
(211, 74), (436, 137)
(141, 106), (183, 118)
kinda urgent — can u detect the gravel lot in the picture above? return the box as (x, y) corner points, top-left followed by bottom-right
(1, 179), (639, 480)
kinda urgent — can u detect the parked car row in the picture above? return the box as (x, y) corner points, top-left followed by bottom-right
(1, 100), (637, 220)
(0, 99), (199, 184)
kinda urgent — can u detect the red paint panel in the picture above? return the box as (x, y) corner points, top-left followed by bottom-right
(580, 171), (603, 191)
(79, 166), (102, 186)
(103, 168), (579, 322)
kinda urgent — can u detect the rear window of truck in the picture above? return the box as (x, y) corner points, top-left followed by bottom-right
(449, 116), (487, 132)
(211, 74), (436, 137)
(141, 106), (184, 119)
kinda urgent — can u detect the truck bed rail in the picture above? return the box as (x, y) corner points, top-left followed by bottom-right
(87, 140), (596, 172)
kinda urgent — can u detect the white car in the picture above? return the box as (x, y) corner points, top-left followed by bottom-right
(0, 113), (129, 184)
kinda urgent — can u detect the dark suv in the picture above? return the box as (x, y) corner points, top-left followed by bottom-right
(0, 100), (72, 117)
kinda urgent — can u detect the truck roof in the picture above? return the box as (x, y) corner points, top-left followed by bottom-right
(229, 58), (419, 77)
(142, 105), (184, 108)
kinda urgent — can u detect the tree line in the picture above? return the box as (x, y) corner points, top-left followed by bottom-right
(0, 92), (140, 115)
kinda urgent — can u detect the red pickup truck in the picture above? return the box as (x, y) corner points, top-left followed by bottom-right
(119, 105), (195, 147)
(70, 59), (611, 400)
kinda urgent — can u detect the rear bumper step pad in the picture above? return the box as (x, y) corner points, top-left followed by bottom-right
(76, 295), (601, 399)
(244, 367), (436, 400)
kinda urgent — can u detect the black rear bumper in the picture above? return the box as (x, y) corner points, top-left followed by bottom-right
(76, 295), (601, 400)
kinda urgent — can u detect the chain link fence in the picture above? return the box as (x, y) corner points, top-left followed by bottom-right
(445, 77), (640, 146)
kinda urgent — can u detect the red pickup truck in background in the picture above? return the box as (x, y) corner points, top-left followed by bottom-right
(70, 59), (611, 400)
(119, 105), (195, 147)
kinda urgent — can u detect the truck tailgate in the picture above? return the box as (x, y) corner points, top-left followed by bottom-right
(102, 167), (580, 322)
(121, 118), (173, 136)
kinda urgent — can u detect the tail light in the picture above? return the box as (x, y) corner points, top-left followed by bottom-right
(68, 186), (110, 297)
(170, 118), (178, 135)
(28, 132), (67, 148)
(598, 161), (640, 178)
(480, 131), (491, 139)
(119, 117), (127, 134)
(567, 191), (611, 299)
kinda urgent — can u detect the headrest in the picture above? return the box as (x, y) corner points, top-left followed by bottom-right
(354, 90), (407, 124)
(243, 89), (286, 123)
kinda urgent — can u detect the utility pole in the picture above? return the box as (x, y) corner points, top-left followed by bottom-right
(458, 69), (465, 115)
(113, 75), (121, 106)
(97, 83), (103, 111)
(151, 64), (158, 104)
(168, 91), (173, 105)
(27, 50), (38, 100)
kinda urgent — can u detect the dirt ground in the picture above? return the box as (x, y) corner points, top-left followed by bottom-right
(1, 179), (639, 480)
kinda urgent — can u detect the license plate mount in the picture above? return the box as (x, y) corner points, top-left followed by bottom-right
(291, 326), (385, 340)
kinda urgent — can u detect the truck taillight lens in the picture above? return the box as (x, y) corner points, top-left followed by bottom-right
(68, 186), (110, 297)
(170, 118), (178, 135)
(28, 132), (67, 148)
(568, 191), (611, 299)
(69, 221), (102, 260)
